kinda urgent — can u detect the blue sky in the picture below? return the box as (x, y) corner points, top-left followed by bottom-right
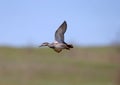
(0, 0), (120, 46)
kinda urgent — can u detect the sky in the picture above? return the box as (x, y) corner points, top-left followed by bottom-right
(0, 0), (120, 47)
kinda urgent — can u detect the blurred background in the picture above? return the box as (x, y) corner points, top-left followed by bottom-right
(0, 0), (120, 85)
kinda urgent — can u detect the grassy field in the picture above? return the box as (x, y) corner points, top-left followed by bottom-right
(0, 46), (119, 85)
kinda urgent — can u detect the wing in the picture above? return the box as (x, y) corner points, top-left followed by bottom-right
(55, 21), (67, 43)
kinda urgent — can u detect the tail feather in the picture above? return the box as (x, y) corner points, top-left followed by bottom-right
(67, 44), (73, 48)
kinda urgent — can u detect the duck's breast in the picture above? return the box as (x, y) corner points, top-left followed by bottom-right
(55, 43), (66, 49)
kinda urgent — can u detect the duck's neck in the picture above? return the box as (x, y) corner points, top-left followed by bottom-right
(47, 43), (55, 48)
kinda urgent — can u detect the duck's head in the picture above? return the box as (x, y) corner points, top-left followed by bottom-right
(39, 42), (49, 47)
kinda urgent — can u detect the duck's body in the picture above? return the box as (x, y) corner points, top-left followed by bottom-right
(39, 21), (73, 53)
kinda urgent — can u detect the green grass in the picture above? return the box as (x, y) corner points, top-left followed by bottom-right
(0, 46), (119, 85)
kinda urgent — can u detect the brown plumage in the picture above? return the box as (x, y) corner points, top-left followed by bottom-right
(39, 21), (73, 53)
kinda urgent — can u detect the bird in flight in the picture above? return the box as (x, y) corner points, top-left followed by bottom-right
(39, 21), (73, 53)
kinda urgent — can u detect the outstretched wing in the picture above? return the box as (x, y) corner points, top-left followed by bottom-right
(55, 21), (67, 43)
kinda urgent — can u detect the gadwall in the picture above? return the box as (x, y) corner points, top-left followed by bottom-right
(39, 21), (73, 53)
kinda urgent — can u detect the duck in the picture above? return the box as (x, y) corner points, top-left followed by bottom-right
(39, 21), (73, 53)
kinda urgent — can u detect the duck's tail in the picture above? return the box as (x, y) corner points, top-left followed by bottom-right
(67, 44), (73, 48)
